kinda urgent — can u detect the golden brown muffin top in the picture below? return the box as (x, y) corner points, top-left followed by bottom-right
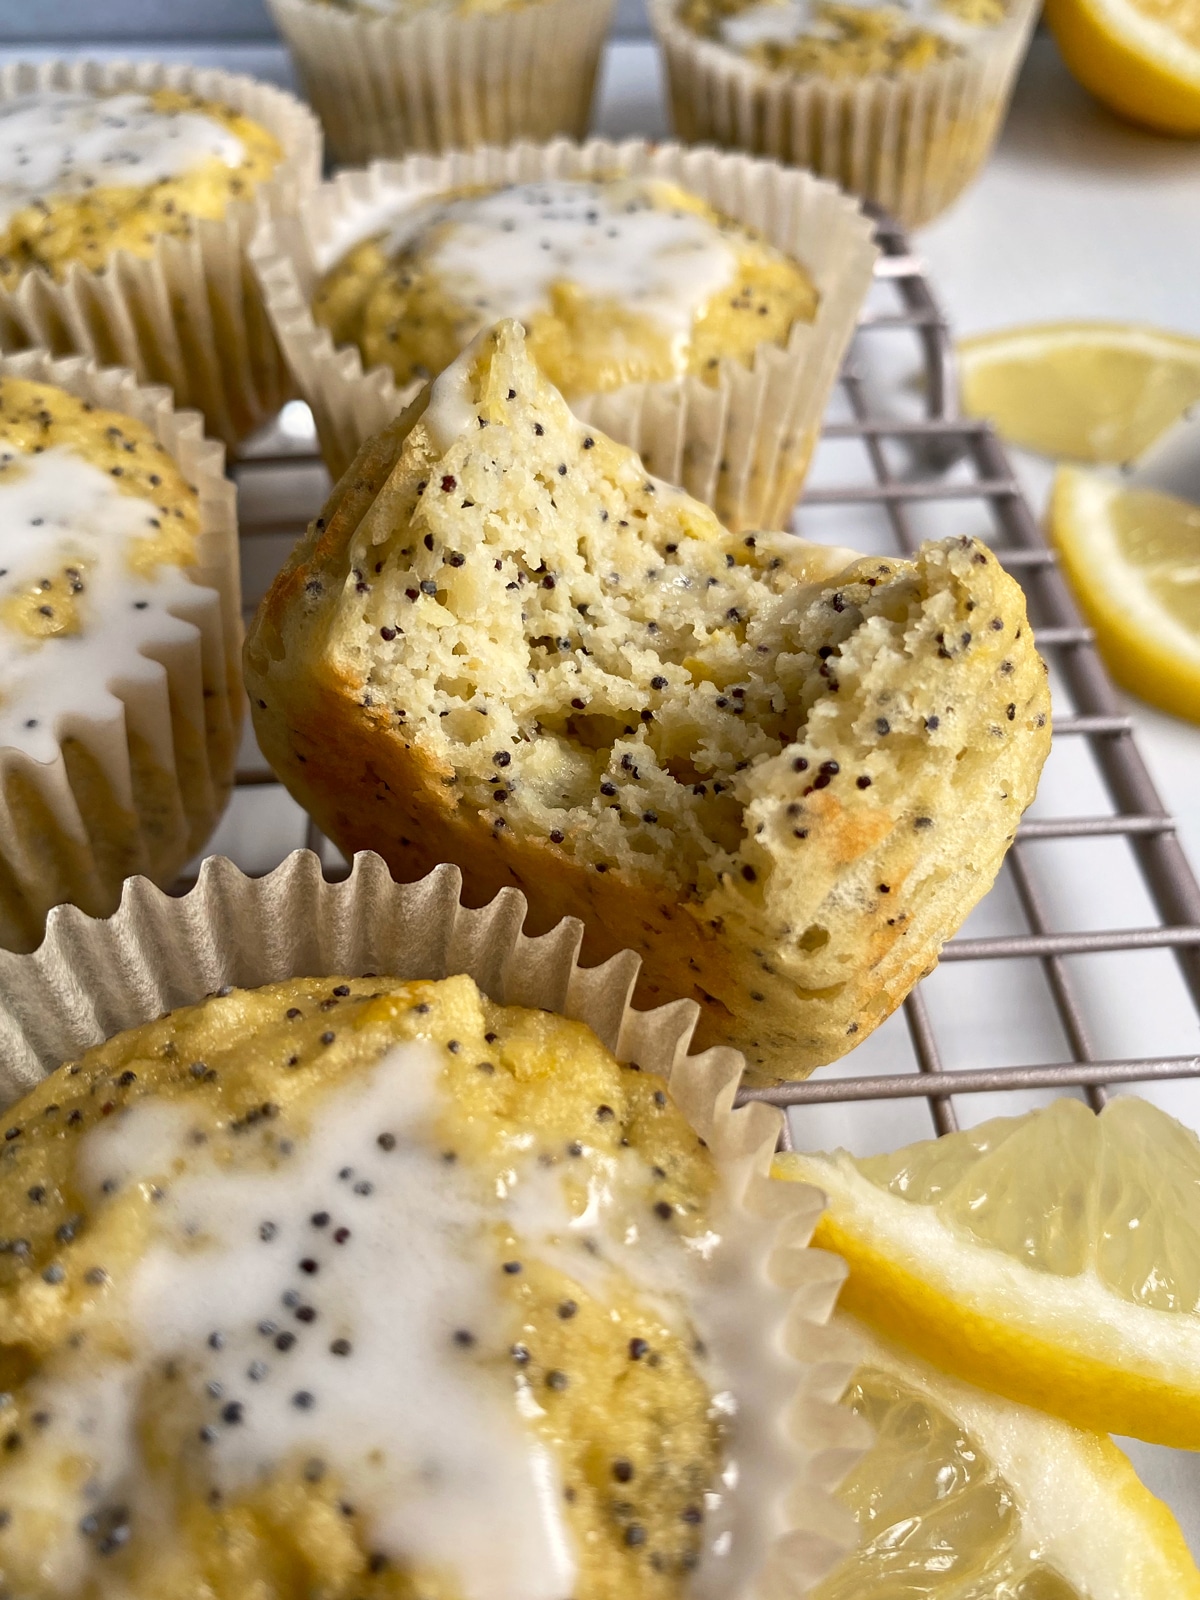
(312, 177), (818, 399)
(0, 374), (201, 760)
(0, 87), (281, 287)
(680, 0), (1007, 77)
(0, 973), (744, 1600)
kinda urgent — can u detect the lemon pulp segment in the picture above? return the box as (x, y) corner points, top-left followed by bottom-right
(810, 1313), (1200, 1599)
(1051, 464), (1200, 723)
(959, 322), (1200, 463)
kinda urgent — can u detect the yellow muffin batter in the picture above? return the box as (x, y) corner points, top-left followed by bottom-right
(312, 177), (818, 398)
(0, 974), (724, 1600)
(0, 375), (199, 644)
(0, 89), (282, 289)
(681, 0), (1007, 76)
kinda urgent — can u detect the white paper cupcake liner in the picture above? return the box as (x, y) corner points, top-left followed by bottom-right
(0, 847), (865, 1593)
(0, 350), (241, 954)
(0, 59), (323, 447)
(267, 0), (616, 167)
(252, 137), (878, 532)
(649, 0), (1040, 229)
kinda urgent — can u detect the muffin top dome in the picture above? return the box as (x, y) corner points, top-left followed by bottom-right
(0, 373), (203, 762)
(679, 0), (1009, 76)
(0, 88), (281, 285)
(0, 972), (798, 1600)
(312, 176), (818, 399)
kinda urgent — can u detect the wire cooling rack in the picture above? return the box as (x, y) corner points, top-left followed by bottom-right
(218, 212), (1200, 1146)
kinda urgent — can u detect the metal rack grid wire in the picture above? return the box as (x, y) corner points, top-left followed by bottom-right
(223, 211), (1200, 1139)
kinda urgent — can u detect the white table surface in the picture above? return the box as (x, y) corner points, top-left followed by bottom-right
(7, 21), (1200, 1560)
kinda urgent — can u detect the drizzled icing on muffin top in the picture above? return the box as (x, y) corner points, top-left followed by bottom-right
(312, 177), (818, 398)
(395, 181), (740, 365)
(0, 376), (204, 761)
(0, 89), (281, 285)
(683, 0), (1006, 72)
(0, 975), (798, 1600)
(58, 1043), (577, 1600)
(0, 91), (246, 233)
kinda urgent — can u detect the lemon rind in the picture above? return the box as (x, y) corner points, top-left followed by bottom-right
(960, 322), (1200, 364)
(1044, 0), (1200, 135)
(784, 1151), (1200, 1447)
(1069, 0), (1200, 85)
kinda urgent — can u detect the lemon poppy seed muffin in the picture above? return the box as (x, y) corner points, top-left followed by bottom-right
(0, 64), (321, 446)
(245, 321), (1051, 1082)
(313, 177), (819, 402)
(253, 142), (877, 530)
(0, 971), (800, 1599)
(0, 361), (239, 952)
(651, 0), (1039, 226)
(0, 87), (281, 289)
(268, 0), (615, 165)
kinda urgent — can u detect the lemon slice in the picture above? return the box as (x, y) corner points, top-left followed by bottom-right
(811, 1313), (1200, 1599)
(778, 1095), (1200, 1446)
(1051, 463), (1200, 723)
(959, 323), (1200, 463)
(1045, 0), (1200, 135)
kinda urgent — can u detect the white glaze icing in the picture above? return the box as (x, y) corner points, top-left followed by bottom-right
(322, 180), (742, 378)
(17, 1035), (798, 1598)
(41, 1042), (575, 1600)
(718, 0), (994, 50)
(421, 326), (725, 506)
(423, 328), (490, 455)
(0, 444), (206, 763)
(424, 182), (738, 373)
(0, 90), (246, 234)
(311, 180), (446, 275)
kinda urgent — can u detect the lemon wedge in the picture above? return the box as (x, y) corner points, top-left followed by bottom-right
(1045, 0), (1200, 134)
(778, 1095), (1200, 1446)
(811, 1312), (1200, 1599)
(959, 323), (1200, 463)
(1051, 463), (1200, 723)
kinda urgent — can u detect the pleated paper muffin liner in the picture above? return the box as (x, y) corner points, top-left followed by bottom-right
(649, 0), (1040, 229)
(0, 350), (241, 954)
(266, 0), (616, 167)
(0, 59), (323, 447)
(0, 848), (865, 1594)
(252, 137), (878, 532)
